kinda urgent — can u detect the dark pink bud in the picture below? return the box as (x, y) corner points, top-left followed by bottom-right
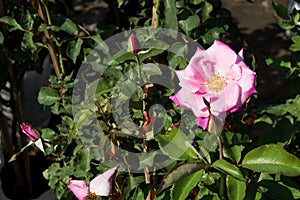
(21, 123), (39, 142)
(129, 34), (141, 54)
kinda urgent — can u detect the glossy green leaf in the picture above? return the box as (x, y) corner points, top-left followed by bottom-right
(155, 128), (198, 160)
(41, 128), (56, 140)
(179, 15), (200, 33)
(242, 144), (300, 176)
(258, 177), (300, 200)
(117, 0), (126, 7)
(22, 32), (37, 52)
(60, 18), (78, 35)
(130, 188), (144, 200)
(21, 10), (34, 30)
(163, 0), (178, 30)
(0, 16), (24, 31)
(213, 159), (246, 181)
(38, 87), (61, 105)
(290, 36), (300, 52)
(202, 2), (213, 20)
(79, 147), (91, 172)
(272, 1), (288, 19)
(158, 162), (205, 193)
(67, 38), (83, 63)
(226, 175), (246, 200)
(191, 0), (205, 5)
(171, 170), (203, 200)
(278, 21), (295, 30)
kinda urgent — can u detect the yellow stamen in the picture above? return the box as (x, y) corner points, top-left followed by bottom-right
(207, 75), (226, 92)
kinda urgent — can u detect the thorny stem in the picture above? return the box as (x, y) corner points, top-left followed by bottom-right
(37, 0), (63, 79)
(135, 54), (151, 184)
(217, 136), (223, 160)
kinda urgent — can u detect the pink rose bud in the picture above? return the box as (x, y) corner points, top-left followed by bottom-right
(170, 40), (256, 130)
(21, 123), (39, 142)
(128, 34), (141, 54)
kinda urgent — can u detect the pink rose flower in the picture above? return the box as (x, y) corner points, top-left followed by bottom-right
(68, 180), (89, 200)
(68, 165), (120, 199)
(170, 40), (256, 130)
(21, 123), (39, 142)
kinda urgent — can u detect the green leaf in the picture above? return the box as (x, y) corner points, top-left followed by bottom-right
(130, 188), (144, 200)
(261, 104), (287, 116)
(163, 0), (178, 30)
(158, 162), (205, 194)
(78, 147), (91, 172)
(212, 159), (246, 181)
(0, 16), (24, 31)
(171, 170), (202, 200)
(60, 18), (78, 35)
(22, 32), (37, 52)
(242, 144), (300, 176)
(38, 87), (61, 105)
(67, 38), (83, 63)
(41, 128), (56, 140)
(110, 52), (136, 67)
(179, 15), (200, 33)
(117, 0), (126, 7)
(0, 31), (4, 44)
(258, 178), (298, 200)
(278, 21), (294, 30)
(272, 1), (288, 19)
(155, 128), (198, 160)
(202, 2), (213, 20)
(21, 10), (34, 30)
(190, 0), (205, 5)
(289, 35), (300, 52)
(226, 175), (246, 200)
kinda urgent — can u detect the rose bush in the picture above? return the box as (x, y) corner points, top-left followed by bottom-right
(170, 40), (256, 129)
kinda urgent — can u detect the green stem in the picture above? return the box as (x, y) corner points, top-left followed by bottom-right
(41, 0), (52, 25)
(217, 136), (223, 160)
(219, 174), (226, 200)
(135, 55), (142, 84)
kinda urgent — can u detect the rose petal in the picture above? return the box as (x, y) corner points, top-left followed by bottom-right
(226, 64), (242, 82)
(210, 82), (241, 113)
(170, 89), (208, 117)
(196, 116), (210, 130)
(68, 179), (89, 200)
(206, 41), (238, 72)
(89, 165), (120, 197)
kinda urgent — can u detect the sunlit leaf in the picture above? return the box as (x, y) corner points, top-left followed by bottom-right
(242, 144), (300, 176)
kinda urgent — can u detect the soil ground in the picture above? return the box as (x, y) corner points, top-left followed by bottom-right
(223, 0), (294, 105)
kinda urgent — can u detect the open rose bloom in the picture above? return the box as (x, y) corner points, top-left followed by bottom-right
(170, 40), (256, 130)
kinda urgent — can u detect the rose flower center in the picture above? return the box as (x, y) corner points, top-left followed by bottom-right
(84, 193), (98, 200)
(207, 75), (226, 92)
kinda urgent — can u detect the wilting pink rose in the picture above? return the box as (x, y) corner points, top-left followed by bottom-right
(68, 180), (89, 200)
(170, 40), (256, 130)
(68, 165), (120, 199)
(21, 123), (39, 142)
